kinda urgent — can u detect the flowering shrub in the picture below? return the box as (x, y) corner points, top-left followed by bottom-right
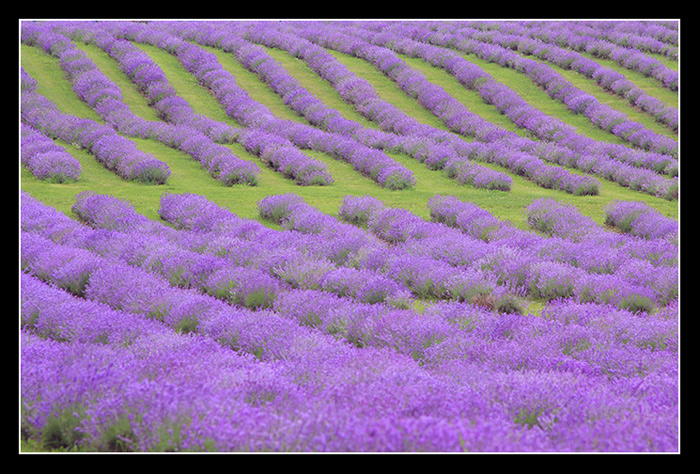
(604, 200), (678, 240)
(21, 124), (81, 183)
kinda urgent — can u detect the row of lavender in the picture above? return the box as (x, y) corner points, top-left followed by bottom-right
(84, 19), (502, 192)
(21, 21), (677, 200)
(22, 186), (677, 332)
(489, 21), (679, 72)
(24, 171), (674, 318)
(21, 23), (309, 187)
(50, 21), (419, 190)
(267, 193), (677, 313)
(281, 21), (677, 199)
(19, 21), (577, 195)
(335, 21), (679, 153)
(414, 21), (679, 128)
(177, 20), (602, 196)
(21, 190), (678, 451)
(236, 20), (676, 199)
(161, 21), (515, 191)
(21, 67), (172, 185)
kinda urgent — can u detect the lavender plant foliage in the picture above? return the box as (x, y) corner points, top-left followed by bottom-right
(526, 198), (601, 241)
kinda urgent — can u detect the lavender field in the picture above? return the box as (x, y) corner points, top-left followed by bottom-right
(19, 19), (680, 453)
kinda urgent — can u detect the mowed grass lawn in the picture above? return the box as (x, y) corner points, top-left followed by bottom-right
(20, 31), (678, 238)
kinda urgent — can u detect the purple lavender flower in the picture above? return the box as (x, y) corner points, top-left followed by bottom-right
(337, 194), (384, 227)
(526, 198), (602, 241)
(21, 125), (81, 183)
(604, 200), (677, 240)
(203, 266), (282, 310)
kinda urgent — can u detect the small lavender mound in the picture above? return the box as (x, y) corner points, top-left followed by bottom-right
(525, 198), (602, 241)
(72, 191), (158, 234)
(238, 128), (334, 186)
(337, 194), (385, 227)
(21, 124), (81, 183)
(202, 266), (282, 310)
(21, 232), (105, 297)
(21, 272), (167, 345)
(604, 200), (678, 240)
(427, 195), (504, 242)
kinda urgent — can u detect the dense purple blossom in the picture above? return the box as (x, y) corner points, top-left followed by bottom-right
(21, 84), (171, 184)
(21, 124), (81, 182)
(427, 195), (503, 241)
(526, 198), (602, 241)
(604, 200), (678, 240)
(20, 20), (680, 453)
(300, 21), (676, 199)
(20, 190), (679, 452)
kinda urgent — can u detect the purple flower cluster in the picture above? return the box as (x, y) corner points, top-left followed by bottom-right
(435, 21), (678, 129)
(427, 195), (503, 242)
(310, 21), (677, 200)
(21, 123), (81, 183)
(20, 189), (679, 452)
(21, 84), (171, 184)
(604, 200), (678, 241)
(525, 198), (601, 241)
(351, 21), (678, 156)
(71, 191), (163, 234)
(158, 191), (261, 235)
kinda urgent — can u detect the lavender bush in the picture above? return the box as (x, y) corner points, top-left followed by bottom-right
(21, 124), (81, 183)
(604, 200), (678, 240)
